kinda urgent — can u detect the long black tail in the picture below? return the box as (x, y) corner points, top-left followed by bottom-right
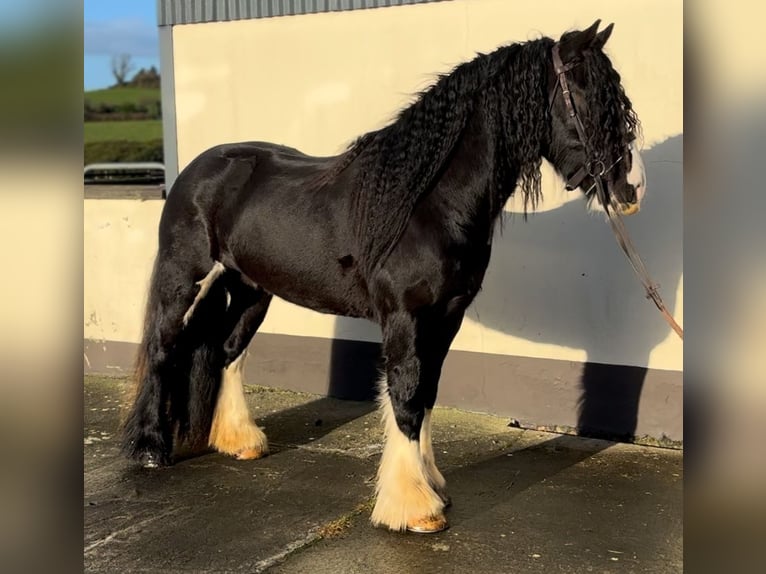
(120, 256), (167, 463)
(121, 254), (228, 465)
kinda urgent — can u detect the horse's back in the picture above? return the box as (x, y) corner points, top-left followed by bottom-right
(171, 140), (337, 188)
(159, 140), (371, 317)
(162, 140), (344, 225)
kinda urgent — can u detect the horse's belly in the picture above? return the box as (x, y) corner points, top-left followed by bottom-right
(231, 241), (372, 319)
(222, 172), (372, 317)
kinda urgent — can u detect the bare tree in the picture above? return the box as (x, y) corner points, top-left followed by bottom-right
(111, 54), (135, 87)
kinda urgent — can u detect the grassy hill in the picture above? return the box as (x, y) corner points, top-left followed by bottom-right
(84, 85), (164, 165)
(85, 86), (160, 107)
(84, 119), (163, 144)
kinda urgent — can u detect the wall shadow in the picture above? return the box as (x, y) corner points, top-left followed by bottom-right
(256, 396), (376, 451)
(327, 331), (381, 402)
(471, 134), (683, 440)
(444, 434), (613, 527)
(325, 135), (682, 442)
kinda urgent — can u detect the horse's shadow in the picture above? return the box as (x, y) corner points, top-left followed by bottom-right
(213, 136), (681, 450)
(325, 134), (683, 443)
(470, 133), (682, 440)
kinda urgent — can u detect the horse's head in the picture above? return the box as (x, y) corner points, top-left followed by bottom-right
(546, 20), (645, 216)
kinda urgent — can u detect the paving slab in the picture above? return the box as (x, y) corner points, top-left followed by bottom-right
(84, 376), (682, 573)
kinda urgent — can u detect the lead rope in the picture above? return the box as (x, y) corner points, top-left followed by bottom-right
(552, 42), (683, 341)
(593, 177), (684, 340)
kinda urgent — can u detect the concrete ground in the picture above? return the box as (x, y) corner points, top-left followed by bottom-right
(84, 376), (682, 573)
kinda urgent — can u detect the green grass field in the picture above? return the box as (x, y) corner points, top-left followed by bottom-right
(84, 120), (163, 143)
(85, 86), (160, 106)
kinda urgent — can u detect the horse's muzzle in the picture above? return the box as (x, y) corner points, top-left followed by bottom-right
(618, 202), (640, 216)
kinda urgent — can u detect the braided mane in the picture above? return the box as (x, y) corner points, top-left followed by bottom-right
(344, 33), (638, 276)
(347, 38), (553, 275)
(578, 46), (641, 163)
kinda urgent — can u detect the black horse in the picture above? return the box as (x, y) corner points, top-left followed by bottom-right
(122, 20), (646, 533)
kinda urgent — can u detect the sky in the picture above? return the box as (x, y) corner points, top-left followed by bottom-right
(83, 0), (160, 90)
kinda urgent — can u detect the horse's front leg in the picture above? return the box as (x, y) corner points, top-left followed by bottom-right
(371, 311), (447, 533)
(416, 306), (466, 509)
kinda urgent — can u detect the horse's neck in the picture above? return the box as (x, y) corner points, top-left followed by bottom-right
(425, 108), (513, 242)
(465, 92), (546, 225)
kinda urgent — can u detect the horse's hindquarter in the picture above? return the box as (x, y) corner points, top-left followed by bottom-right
(214, 144), (373, 318)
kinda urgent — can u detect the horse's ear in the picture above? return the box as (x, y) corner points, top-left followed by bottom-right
(559, 19), (601, 60)
(582, 19), (602, 43)
(592, 23), (614, 50)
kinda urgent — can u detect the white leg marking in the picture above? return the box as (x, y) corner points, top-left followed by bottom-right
(420, 409), (447, 499)
(208, 351), (269, 459)
(183, 261), (226, 327)
(370, 378), (444, 531)
(628, 142), (647, 203)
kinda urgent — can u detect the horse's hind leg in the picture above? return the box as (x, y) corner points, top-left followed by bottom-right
(208, 281), (273, 460)
(122, 255), (221, 467)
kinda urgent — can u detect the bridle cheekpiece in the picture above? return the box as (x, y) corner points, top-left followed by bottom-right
(549, 42), (623, 210)
(548, 42), (683, 341)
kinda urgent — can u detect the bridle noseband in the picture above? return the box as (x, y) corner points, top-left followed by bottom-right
(548, 43), (684, 341)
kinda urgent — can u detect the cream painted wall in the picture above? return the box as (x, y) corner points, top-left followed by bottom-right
(172, 0), (682, 161)
(84, 200), (160, 346)
(85, 0), (682, 371)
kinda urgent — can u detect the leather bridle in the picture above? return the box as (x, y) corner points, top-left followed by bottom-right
(550, 42), (625, 199)
(549, 42), (684, 341)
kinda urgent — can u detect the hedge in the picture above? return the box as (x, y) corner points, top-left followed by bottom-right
(84, 139), (164, 165)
